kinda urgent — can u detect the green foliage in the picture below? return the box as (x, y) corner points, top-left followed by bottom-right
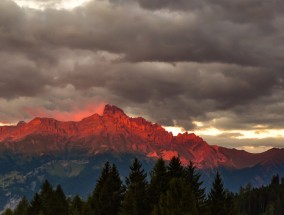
(2, 208), (13, 215)
(237, 175), (284, 215)
(168, 156), (184, 179)
(184, 162), (206, 214)
(207, 172), (238, 215)
(4, 157), (284, 215)
(148, 158), (169, 211)
(270, 174), (280, 186)
(69, 195), (84, 215)
(30, 180), (69, 215)
(14, 197), (29, 215)
(152, 178), (197, 215)
(93, 163), (124, 215)
(120, 158), (149, 215)
(85, 161), (112, 214)
(208, 172), (227, 215)
(29, 193), (42, 215)
(54, 185), (69, 215)
(39, 180), (55, 215)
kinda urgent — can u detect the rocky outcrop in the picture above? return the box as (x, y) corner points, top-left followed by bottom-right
(0, 104), (283, 169)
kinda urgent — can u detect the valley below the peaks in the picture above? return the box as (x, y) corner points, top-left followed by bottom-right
(0, 104), (284, 210)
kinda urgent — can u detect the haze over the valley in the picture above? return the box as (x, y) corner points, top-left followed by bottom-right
(1, 0), (284, 152)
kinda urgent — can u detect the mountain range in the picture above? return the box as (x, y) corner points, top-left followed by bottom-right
(0, 104), (284, 210)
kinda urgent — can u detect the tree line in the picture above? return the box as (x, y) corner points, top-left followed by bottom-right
(2, 156), (284, 215)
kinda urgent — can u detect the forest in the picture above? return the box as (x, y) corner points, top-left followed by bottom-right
(1, 156), (284, 215)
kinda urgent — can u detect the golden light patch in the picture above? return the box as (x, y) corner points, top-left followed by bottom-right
(236, 146), (273, 153)
(194, 127), (223, 136)
(0, 123), (15, 126)
(192, 121), (204, 127)
(163, 126), (185, 136)
(12, 0), (91, 10)
(235, 129), (284, 139)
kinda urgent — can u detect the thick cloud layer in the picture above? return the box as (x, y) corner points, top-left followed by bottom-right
(1, 0), (284, 150)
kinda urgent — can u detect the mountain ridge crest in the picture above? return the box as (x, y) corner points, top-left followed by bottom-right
(0, 104), (283, 170)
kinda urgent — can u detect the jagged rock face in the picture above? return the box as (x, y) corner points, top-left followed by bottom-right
(0, 104), (284, 169)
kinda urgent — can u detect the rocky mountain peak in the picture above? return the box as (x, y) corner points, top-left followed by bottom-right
(1, 104), (282, 170)
(17, 121), (26, 127)
(103, 104), (126, 117)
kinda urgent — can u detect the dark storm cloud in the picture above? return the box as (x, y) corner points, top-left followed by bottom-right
(132, 0), (283, 19)
(2, 0), (283, 68)
(0, 0), (284, 151)
(108, 0), (284, 67)
(59, 61), (280, 129)
(0, 52), (53, 98)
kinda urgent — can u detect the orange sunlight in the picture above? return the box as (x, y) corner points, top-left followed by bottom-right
(23, 102), (106, 122)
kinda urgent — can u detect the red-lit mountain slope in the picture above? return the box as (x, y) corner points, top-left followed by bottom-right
(0, 104), (283, 169)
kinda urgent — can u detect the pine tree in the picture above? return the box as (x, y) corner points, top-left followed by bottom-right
(53, 185), (69, 215)
(168, 156), (184, 179)
(82, 197), (93, 215)
(2, 208), (13, 215)
(94, 163), (124, 215)
(148, 158), (169, 211)
(107, 164), (124, 214)
(14, 197), (29, 215)
(120, 158), (149, 215)
(70, 195), (84, 215)
(29, 193), (42, 215)
(39, 180), (55, 215)
(89, 161), (111, 215)
(225, 192), (238, 215)
(271, 174), (280, 186)
(184, 162), (206, 214)
(152, 178), (197, 215)
(208, 172), (227, 215)
(95, 161), (111, 194)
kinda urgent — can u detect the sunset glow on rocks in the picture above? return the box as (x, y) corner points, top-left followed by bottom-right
(22, 102), (106, 122)
(1, 104), (283, 170)
(1, 0), (284, 213)
(0, 0), (283, 153)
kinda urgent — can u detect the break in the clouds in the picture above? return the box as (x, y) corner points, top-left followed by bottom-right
(1, 0), (284, 152)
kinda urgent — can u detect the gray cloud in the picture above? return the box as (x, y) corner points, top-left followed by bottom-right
(0, 52), (53, 98)
(3, 0), (283, 68)
(0, 0), (284, 150)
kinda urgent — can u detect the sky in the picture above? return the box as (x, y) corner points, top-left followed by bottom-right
(0, 0), (284, 153)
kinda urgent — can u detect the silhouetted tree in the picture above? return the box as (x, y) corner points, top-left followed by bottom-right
(39, 180), (55, 215)
(271, 174), (280, 186)
(185, 162), (207, 214)
(54, 185), (69, 215)
(208, 172), (227, 215)
(70, 195), (84, 215)
(2, 208), (13, 215)
(168, 156), (184, 179)
(4, 160), (284, 215)
(29, 193), (42, 215)
(148, 158), (169, 211)
(14, 197), (29, 215)
(88, 161), (111, 215)
(120, 158), (149, 215)
(152, 178), (197, 215)
(94, 163), (124, 215)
